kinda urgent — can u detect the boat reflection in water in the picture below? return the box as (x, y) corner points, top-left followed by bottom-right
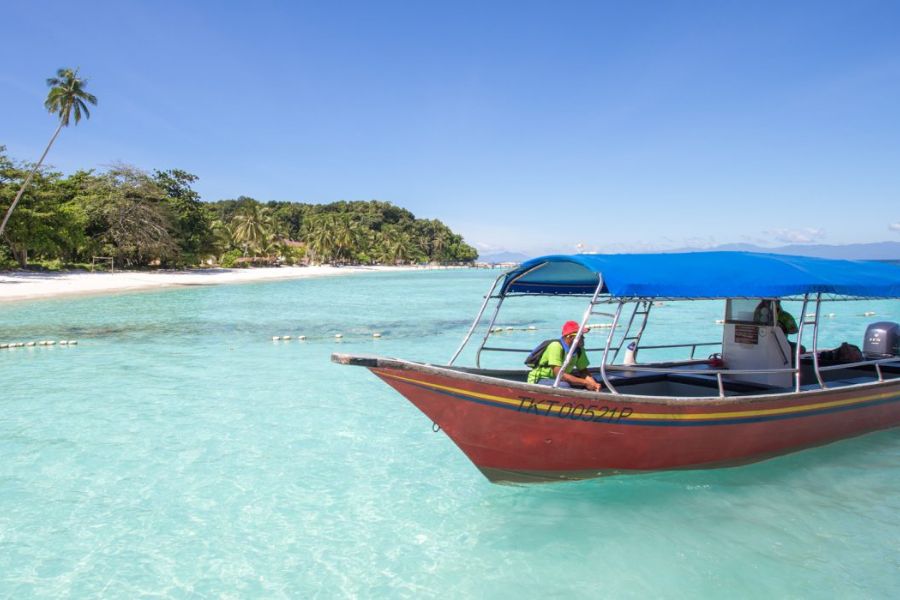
(333, 252), (900, 483)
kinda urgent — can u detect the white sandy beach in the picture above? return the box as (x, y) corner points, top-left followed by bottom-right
(0, 265), (423, 303)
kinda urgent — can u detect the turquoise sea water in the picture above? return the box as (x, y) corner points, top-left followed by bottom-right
(1, 270), (898, 598)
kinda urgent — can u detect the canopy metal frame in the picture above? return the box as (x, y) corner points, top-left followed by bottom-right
(450, 272), (898, 397)
(448, 272), (505, 367)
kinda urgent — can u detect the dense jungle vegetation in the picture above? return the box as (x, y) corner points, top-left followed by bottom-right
(0, 146), (478, 270)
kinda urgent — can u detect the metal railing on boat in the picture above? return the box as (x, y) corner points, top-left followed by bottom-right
(467, 344), (898, 398)
(628, 341), (722, 360)
(478, 341), (721, 360)
(448, 269), (899, 398)
(606, 357), (898, 396)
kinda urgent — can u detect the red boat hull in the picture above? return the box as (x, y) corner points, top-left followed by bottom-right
(371, 364), (900, 483)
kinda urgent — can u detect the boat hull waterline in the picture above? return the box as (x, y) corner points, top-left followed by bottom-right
(365, 361), (900, 483)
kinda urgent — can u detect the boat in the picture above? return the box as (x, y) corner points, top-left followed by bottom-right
(332, 252), (900, 483)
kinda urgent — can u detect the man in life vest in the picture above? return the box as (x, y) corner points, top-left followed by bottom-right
(774, 300), (798, 336)
(754, 299), (799, 335)
(755, 299), (804, 357)
(527, 320), (602, 391)
(775, 299), (805, 356)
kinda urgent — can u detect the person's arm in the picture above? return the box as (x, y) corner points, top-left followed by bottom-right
(551, 366), (601, 391)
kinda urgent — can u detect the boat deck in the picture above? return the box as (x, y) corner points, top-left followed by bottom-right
(452, 358), (900, 398)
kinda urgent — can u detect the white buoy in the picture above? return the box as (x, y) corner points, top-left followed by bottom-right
(272, 336), (281, 341)
(0, 343), (7, 349)
(715, 319), (725, 324)
(298, 335), (306, 341)
(826, 313), (836, 318)
(59, 340), (68, 345)
(505, 326), (514, 331)
(26, 341), (36, 347)
(282, 335), (292, 340)
(335, 334), (343, 339)
(527, 325), (536, 330)
(373, 332), (382, 338)
(805, 313), (815, 319)
(15, 342), (24, 347)
(37, 341), (47, 346)
(68, 340), (78, 345)
(863, 311), (876, 317)
(47, 341), (56, 346)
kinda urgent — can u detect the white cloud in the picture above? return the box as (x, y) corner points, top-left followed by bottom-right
(767, 228), (826, 244)
(889, 222), (900, 232)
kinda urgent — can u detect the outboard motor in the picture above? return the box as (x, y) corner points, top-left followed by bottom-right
(863, 321), (900, 359)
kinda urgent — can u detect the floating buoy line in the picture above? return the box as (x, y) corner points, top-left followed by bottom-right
(487, 324), (615, 334)
(271, 332), (383, 342)
(271, 326), (548, 342)
(267, 310), (873, 343)
(1, 340), (78, 350)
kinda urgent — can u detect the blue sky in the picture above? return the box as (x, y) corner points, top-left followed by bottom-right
(3, 0), (900, 256)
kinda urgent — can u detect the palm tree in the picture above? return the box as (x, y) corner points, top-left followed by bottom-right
(432, 227), (449, 262)
(303, 213), (338, 264)
(231, 204), (271, 255)
(377, 225), (414, 265)
(331, 215), (363, 263)
(0, 68), (98, 238)
(211, 219), (236, 260)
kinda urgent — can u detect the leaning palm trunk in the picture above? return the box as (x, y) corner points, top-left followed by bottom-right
(0, 120), (64, 238)
(1, 68), (97, 246)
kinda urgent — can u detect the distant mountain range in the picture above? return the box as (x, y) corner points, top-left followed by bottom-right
(669, 241), (900, 260)
(479, 242), (900, 264)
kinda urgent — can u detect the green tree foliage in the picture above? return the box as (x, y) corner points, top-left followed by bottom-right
(0, 147), (84, 267)
(153, 169), (216, 264)
(0, 148), (478, 269)
(78, 165), (179, 268)
(231, 203), (274, 256)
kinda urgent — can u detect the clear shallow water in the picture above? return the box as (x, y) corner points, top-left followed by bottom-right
(1, 270), (898, 598)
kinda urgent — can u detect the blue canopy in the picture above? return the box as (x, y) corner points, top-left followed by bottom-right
(500, 252), (900, 298)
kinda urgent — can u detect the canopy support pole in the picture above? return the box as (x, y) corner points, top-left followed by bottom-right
(611, 300), (652, 363)
(598, 300), (625, 394)
(794, 294), (809, 392)
(474, 290), (508, 369)
(795, 292), (825, 390)
(811, 292), (825, 389)
(448, 273), (504, 366)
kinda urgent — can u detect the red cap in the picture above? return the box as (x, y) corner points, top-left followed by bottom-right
(561, 320), (586, 337)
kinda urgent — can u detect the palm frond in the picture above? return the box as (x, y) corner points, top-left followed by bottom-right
(43, 67), (96, 126)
